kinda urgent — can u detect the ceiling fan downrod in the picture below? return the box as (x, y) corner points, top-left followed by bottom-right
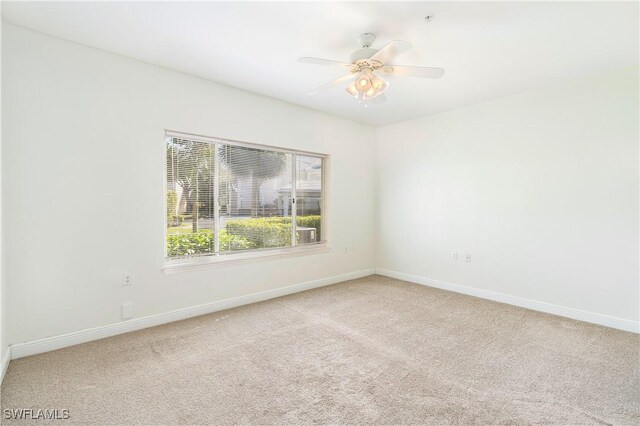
(358, 33), (376, 48)
(351, 33), (379, 63)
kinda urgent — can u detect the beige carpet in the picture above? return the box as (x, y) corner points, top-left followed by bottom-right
(2, 275), (639, 425)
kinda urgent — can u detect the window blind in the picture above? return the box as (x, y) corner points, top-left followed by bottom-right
(165, 133), (325, 260)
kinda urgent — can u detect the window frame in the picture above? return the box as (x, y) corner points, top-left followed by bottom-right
(163, 129), (330, 273)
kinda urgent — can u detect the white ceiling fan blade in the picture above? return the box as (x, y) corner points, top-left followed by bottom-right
(298, 57), (351, 68)
(307, 73), (355, 95)
(369, 40), (411, 64)
(383, 65), (445, 79)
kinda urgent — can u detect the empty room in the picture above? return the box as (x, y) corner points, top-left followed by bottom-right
(0, 1), (638, 424)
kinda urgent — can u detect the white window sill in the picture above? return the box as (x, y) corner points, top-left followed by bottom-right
(163, 244), (331, 274)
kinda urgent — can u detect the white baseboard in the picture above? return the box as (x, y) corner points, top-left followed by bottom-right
(1, 348), (10, 384)
(10, 268), (375, 359)
(376, 269), (639, 334)
(10, 267), (636, 362)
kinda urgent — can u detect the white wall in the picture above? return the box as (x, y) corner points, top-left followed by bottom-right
(0, 13), (6, 367)
(2, 24), (376, 345)
(377, 67), (639, 326)
(2, 22), (638, 351)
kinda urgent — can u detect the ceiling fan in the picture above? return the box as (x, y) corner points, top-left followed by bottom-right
(298, 33), (445, 105)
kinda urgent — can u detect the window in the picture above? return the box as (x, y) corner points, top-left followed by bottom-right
(165, 130), (327, 266)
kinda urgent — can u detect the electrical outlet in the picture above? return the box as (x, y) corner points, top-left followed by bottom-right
(121, 302), (133, 320)
(452, 252), (458, 261)
(123, 273), (132, 286)
(465, 253), (471, 263)
(344, 246), (349, 253)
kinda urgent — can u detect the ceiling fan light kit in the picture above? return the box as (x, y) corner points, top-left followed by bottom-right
(345, 68), (389, 101)
(298, 33), (445, 106)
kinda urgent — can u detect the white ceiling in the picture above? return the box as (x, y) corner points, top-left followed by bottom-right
(3, 1), (638, 126)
